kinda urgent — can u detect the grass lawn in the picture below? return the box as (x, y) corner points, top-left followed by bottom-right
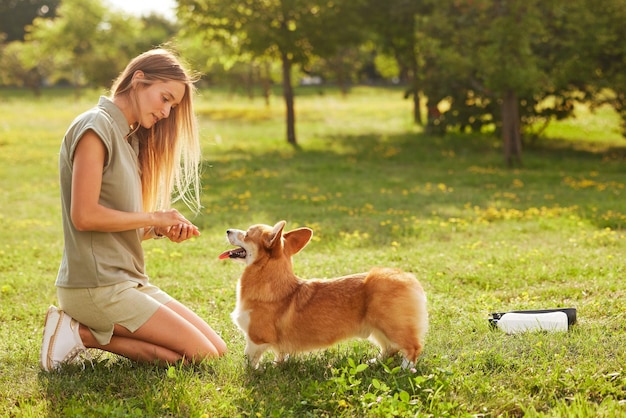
(1, 86), (625, 417)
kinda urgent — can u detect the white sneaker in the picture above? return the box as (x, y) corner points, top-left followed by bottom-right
(40, 306), (86, 371)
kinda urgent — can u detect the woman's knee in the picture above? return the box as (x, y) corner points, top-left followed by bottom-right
(124, 305), (224, 361)
(213, 337), (228, 357)
(163, 301), (228, 357)
(165, 322), (224, 360)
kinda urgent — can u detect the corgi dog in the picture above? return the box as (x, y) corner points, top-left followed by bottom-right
(219, 221), (428, 369)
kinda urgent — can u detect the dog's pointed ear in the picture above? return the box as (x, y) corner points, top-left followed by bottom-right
(283, 227), (313, 256)
(266, 220), (286, 249)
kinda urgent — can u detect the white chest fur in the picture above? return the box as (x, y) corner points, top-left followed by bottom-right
(231, 303), (251, 334)
(231, 281), (251, 334)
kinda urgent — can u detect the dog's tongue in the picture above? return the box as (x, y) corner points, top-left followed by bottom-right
(218, 249), (234, 260)
(218, 247), (246, 260)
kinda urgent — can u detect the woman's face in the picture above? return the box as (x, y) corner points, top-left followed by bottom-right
(136, 79), (186, 129)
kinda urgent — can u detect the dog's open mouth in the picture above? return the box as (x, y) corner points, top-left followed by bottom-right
(218, 247), (247, 260)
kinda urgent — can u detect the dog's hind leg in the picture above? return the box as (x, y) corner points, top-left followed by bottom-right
(397, 336), (423, 366)
(368, 330), (399, 359)
(370, 326), (423, 365)
(400, 358), (415, 370)
(399, 337), (424, 370)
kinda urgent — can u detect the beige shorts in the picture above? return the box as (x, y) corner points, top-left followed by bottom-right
(57, 281), (174, 345)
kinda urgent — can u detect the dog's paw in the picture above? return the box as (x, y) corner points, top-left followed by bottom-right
(400, 358), (417, 372)
(273, 353), (289, 364)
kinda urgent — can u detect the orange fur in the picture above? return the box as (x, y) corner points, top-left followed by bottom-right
(223, 221), (428, 368)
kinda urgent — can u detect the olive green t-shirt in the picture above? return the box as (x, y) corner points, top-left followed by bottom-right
(56, 96), (149, 288)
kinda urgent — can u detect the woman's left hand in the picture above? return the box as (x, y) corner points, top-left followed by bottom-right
(156, 223), (200, 243)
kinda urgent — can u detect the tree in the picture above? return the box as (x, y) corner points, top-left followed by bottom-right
(28, 0), (110, 92)
(0, 39), (52, 94)
(418, 0), (606, 166)
(178, 0), (367, 146)
(25, 0), (178, 92)
(572, 0), (626, 137)
(419, 0), (493, 134)
(0, 0), (59, 42)
(139, 13), (180, 51)
(478, 0), (546, 166)
(364, 0), (427, 124)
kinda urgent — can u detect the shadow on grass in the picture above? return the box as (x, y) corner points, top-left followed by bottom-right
(199, 131), (626, 236)
(38, 358), (224, 417)
(37, 348), (449, 416)
(235, 345), (455, 417)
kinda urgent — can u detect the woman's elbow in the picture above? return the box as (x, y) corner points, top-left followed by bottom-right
(71, 209), (95, 231)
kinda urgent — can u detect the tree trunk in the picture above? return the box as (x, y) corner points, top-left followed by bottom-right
(501, 89), (522, 167)
(26, 68), (41, 97)
(281, 51), (297, 146)
(412, 85), (421, 125)
(246, 63), (254, 100)
(409, 49), (422, 125)
(262, 61), (271, 108)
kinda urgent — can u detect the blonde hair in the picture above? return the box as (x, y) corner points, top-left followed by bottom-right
(110, 48), (202, 214)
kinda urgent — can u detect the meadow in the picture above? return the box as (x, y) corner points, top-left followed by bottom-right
(0, 86), (625, 417)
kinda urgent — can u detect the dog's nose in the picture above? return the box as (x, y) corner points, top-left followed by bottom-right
(226, 229), (232, 235)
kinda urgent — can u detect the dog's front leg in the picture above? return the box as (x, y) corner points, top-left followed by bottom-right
(273, 352), (289, 364)
(244, 339), (269, 369)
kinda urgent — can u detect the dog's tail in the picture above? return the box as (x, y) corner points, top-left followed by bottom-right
(364, 268), (428, 362)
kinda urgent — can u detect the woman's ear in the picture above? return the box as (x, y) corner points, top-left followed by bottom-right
(131, 70), (145, 87)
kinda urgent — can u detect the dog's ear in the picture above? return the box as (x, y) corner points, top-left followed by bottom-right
(266, 220), (286, 249)
(283, 227), (313, 256)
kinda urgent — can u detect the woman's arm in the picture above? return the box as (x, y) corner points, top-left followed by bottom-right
(70, 130), (196, 235)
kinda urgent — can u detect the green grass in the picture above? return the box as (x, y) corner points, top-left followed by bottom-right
(1, 86), (625, 417)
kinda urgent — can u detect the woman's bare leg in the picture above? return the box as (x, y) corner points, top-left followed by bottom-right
(165, 300), (228, 356)
(82, 327), (183, 364)
(78, 303), (226, 364)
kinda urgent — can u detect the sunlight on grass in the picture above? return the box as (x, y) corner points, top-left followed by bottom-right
(1, 87), (625, 417)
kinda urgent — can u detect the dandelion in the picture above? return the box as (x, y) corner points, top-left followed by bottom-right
(437, 183), (450, 192)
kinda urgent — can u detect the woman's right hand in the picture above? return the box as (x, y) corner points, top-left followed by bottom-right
(151, 209), (200, 242)
(151, 209), (193, 228)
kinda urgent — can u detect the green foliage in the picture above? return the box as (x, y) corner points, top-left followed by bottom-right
(418, 0), (626, 142)
(0, 0), (59, 42)
(179, 0), (366, 65)
(1, 87), (626, 417)
(7, 0), (179, 90)
(0, 40), (52, 94)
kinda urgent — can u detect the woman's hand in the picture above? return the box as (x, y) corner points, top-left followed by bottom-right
(154, 223), (200, 243)
(152, 209), (200, 242)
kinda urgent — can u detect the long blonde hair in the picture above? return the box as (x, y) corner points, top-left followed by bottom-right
(110, 48), (202, 214)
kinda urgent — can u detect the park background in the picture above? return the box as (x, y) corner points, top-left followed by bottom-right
(1, 0), (626, 416)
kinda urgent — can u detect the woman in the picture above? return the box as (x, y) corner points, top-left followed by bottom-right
(40, 49), (227, 371)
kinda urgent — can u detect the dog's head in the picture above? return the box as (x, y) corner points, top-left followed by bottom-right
(219, 220), (313, 265)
